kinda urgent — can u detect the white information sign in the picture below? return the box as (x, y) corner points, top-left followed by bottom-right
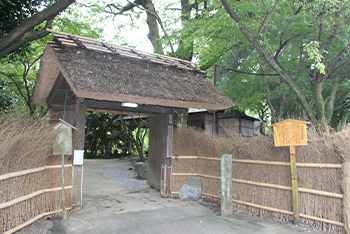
(73, 150), (84, 165)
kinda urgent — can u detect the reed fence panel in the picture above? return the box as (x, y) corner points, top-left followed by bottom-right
(0, 155), (73, 234)
(171, 128), (345, 233)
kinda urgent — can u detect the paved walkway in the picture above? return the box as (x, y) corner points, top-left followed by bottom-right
(47, 159), (322, 234)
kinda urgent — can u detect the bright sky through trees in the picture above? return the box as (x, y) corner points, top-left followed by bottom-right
(74, 0), (182, 53)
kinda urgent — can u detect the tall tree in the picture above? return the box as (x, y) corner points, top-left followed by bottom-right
(84, 0), (217, 128)
(84, 0), (210, 60)
(220, 0), (350, 129)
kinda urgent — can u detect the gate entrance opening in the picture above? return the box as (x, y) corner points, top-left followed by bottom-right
(32, 30), (234, 208)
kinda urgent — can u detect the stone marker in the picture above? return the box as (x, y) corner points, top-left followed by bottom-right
(134, 162), (148, 180)
(179, 177), (202, 201)
(221, 154), (232, 216)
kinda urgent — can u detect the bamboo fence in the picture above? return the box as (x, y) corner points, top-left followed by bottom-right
(0, 116), (74, 233)
(0, 162), (73, 233)
(172, 127), (345, 233)
(172, 156), (344, 232)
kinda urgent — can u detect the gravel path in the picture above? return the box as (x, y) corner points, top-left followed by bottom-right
(102, 161), (150, 191)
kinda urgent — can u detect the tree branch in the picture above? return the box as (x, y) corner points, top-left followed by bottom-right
(221, 0), (317, 124)
(0, 71), (28, 103)
(327, 55), (350, 74)
(333, 100), (350, 112)
(256, 0), (279, 37)
(274, 35), (289, 62)
(0, 0), (74, 57)
(334, 87), (350, 107)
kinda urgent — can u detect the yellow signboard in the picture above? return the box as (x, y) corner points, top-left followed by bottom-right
(270, 119), (307, 147)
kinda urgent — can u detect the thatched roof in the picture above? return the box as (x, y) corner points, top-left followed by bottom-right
(32, 30), (235, 110)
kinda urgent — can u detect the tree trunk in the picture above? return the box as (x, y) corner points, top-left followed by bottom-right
(221, 0), (319, 126)
(89, 140), (97, 159)
(102, 136), (111, 159)
(174, 0), (194, 61)
(312, 77), (327, 130)
(135, 141), (145, 162)
(142, 0), (164, 54)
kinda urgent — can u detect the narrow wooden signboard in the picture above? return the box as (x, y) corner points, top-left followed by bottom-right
(270, 119), (308, 224)
(271, 119), (307, 147)
(53, 119), (76, 221)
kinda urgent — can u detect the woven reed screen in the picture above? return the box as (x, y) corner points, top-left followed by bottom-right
(0, 155), (73, 233)
(172, 128), (344, 233)
(0, 116), (73, 233)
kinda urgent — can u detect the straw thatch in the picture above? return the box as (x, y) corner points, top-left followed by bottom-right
(172, 127), (344, 233)
(32, 30), (235, 111)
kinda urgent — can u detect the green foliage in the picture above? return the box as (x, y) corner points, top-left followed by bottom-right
(85, 112), (127, 159)
(84, 112), (149, 160)
(303, 41), (327, 74)
(53, 11), (104, 40)
(0, 37), (45, 114)
(0, 6), (106, 115)
(0, 80), (12, 111)
(187, 0), (350, 128)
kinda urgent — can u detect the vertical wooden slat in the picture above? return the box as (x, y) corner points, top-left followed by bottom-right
(160, 164), (172, 197)
(165, 165), (172, 197)
(71, 98), (86, 208)
(290, 146), (300, 224)
(71, 166), (83, 207)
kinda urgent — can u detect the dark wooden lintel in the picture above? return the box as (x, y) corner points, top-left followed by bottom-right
(85, 99), (173, 115)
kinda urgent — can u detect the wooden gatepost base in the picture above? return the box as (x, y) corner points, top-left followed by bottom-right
(72, 165), (83, 208)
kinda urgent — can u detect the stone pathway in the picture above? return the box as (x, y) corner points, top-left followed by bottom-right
(20, 159), (324, 234)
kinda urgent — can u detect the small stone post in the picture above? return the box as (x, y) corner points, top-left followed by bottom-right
(221, 154), (232, 216)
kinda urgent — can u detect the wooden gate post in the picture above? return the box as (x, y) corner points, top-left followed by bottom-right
(71, 98), (86, 208)
(160, 164), (172, 197)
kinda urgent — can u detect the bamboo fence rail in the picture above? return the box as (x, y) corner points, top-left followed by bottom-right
(200, 192), (345, 228)
(0, 186), (72, 209)
(171, 155), (344, 230)
(0, 164), (73, 233)
(172, 156), (342, 168)
(3, 207), (72, 234)
(171, 128), (344, 233)
(0, 164), (73, 181)
(171, 173), (343, 199)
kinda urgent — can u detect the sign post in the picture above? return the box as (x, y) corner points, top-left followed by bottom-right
(53, 119), (76, 221)
(270, 119), (307, 224)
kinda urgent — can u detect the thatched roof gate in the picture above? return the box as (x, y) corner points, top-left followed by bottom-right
(32, 29), (235, 206)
